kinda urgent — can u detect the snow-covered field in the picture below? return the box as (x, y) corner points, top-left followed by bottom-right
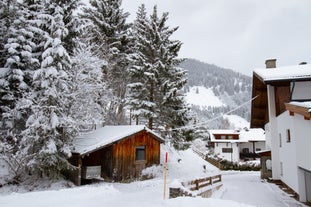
(185, 86), (225, 108)
(223, 114), (250, 129)
(0, 144), (306, 207)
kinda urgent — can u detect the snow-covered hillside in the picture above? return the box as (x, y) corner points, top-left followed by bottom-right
(222, 115), (250, 129)
(185, 86), (225, 108)
(185, 85), (250, 129)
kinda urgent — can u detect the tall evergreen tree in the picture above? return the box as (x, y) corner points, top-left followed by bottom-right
(82, 0), (132, 124)
(128, 5), (191, 145)
(21, 0), (81, 178)
(127, 4), (152, 126)
(0, 0), (45, 181)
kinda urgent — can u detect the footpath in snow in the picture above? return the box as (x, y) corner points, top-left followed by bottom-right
(215, 171), (307, 207)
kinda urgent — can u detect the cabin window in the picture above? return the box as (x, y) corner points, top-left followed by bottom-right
(228, 135), (233, 139)
(280, 162), (283, 176)
(136, 146), (146, 160)
(279, 133), (282, 147)
(286, 129), (291, 143)
(221, 135), (226, 139)
(222, 148), (233, 153)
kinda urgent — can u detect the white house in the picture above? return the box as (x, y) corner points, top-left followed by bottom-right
(251, 59), (311, 203)
(209, 128), (265, 163)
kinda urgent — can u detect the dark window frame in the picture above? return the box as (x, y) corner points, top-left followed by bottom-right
(222, 148), (233, 153)
(136, 146), (146, 161)
(286, 129), (291, 143)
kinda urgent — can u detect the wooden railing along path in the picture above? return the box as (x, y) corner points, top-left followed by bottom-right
(182, 174), (222, 191)
(169, 174), (222, 198)
(192, 146), (223, 170)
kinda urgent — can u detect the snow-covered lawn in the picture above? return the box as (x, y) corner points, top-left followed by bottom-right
(0, 171), (306, 207)
(0, 145), (307, 207)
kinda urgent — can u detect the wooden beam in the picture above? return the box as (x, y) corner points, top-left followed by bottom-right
(285, 103), (311, 119)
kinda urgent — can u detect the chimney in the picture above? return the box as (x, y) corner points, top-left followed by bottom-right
(265, 59), (277, 68)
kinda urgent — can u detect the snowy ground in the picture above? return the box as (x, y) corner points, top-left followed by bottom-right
(0, 144), (307, 207)
(217, 171), (307, 207)
(0, 171), (306, 207)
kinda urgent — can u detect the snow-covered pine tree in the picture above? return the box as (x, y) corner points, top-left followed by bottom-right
(127, 4), (153, 126)
(82, 0), (132, 125)
(69, 42), (108, 131)
(0, 0), (45, 181)
(128, 5), (192, 146)
(21, 0), (81, 178)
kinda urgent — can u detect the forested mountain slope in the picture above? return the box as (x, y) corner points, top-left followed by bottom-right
(179, 59), (252, 129)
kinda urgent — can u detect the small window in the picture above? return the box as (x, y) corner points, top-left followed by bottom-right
(280, 162), (283, 176)
(136, 146), (146, 160)
(279, 133), (282, 147)
(286, 129), (291, 143)
(242, 148), (249, 153)
(221, 135), (226, 139)
(222, 148), (233, 153)
(255, 148), (261, 152)
(228, 135), (233, 139)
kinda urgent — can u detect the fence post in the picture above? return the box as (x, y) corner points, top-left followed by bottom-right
(195, 179), (199, 190)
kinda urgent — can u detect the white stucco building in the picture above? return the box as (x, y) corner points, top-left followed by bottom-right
(209, 128), (265, 163)
(251, 59), (311, 203)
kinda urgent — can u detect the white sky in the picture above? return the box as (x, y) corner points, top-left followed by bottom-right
(121, 0), (311, 75)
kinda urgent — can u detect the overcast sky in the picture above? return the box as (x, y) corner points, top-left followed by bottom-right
(121, 0), (311, 76)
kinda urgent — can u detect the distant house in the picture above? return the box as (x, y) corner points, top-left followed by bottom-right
(251, 59), (311, 203)
(208, 128), (265, 163)
(68, 125), (164, 185)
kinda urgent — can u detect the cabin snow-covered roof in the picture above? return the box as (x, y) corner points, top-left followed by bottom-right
(253, 64), (311, 83)
(72, 125), (164, 155)
(209, 128), (265, 143)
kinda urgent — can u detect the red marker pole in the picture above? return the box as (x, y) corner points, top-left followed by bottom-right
(163, 152), (168, 199)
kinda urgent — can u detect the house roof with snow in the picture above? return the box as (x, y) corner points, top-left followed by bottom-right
(209, 128), (265, 143)
(253, 64), (311, 84)
(72, 125), (164, 155)
(251, 63), (311, 129)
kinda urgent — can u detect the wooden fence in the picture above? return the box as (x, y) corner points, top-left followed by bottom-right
(169, 174), (222, 198)
(192, 147), (223, 170)
(182, 174), (222, 191)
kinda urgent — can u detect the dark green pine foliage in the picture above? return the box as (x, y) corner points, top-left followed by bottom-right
(21, 0), (80, 178)
(128, 5), (192, 146)
(127, 4), (151, 126)
(0, 0), (44, 181)
(82, 0), (132, 124)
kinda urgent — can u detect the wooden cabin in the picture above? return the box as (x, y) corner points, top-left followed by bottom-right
(67, 125), (164, 185)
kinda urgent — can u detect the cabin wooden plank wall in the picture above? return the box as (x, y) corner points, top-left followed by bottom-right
(112, 131), (160, 181)
(101, 145), (113, 179)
